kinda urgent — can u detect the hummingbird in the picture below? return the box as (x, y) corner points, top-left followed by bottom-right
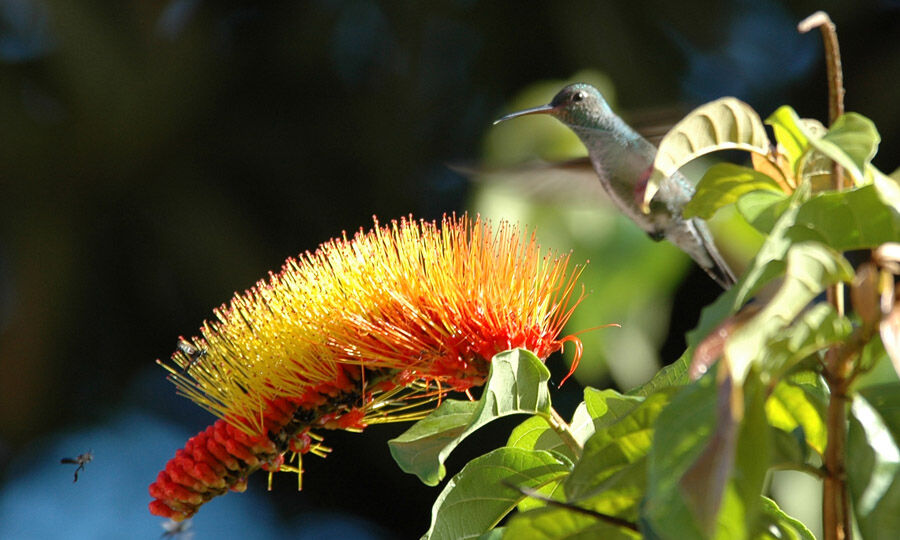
(494, 83), (736, 289)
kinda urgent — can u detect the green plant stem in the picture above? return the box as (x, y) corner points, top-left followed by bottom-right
(544, 406), (583, 459)
(509, 482), (640, 532)
(798, 11), (851, 540)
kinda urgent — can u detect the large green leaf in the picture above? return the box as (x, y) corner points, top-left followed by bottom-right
(732, 376), (770, 535)
(808, 112), (880, 185)
(643, 370), (773, 539)
(565, 391), (671, 500)
(847, 393), (900, 540)
(786, 184), (900, 251)
(731, 184), (809, 309)
(725, 242), (853, 383)
(389, 348), (552, 485)
(642, 373), (718, 539)
(684, 163), (784, 220)
(424, 448), (570, 540)
(644, 97), (769, 212)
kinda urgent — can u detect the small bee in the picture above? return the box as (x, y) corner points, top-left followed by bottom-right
(60, 450), (93, 482)
(161, 518), (194, 539)
(176, 338), (207, 371)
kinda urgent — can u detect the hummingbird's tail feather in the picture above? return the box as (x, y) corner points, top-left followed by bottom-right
(688, 218), (736, 289)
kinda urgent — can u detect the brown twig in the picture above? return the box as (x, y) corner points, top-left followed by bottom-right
(798, 11), (851, 540)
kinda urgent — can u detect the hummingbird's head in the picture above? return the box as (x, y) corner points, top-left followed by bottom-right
(493, 83), (612, 128)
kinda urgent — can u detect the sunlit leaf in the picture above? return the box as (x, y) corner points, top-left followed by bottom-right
(565, 391), (671, 500)
(809, 113), (880, 185)
(847, 393), (900, 539)
(389, 348), (552, 485)
(725, 242), (853, 383)
(503, 464), (644, 540)
(424, 448), (570, 540)
(683, 163), (784, 220)
(766, 106), (810, 173)
(502, 505), (640, 540)
(766, 378), (827, 456)
(644, 97), (769, 211)
(583, 387), (644, 426)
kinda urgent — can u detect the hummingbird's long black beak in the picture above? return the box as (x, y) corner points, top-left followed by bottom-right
(493, 104), (555, 125)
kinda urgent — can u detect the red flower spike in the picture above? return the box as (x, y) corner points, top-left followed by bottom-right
(151, 214), (593, 520)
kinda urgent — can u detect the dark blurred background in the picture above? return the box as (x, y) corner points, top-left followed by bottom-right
(0, 1), (897, 538)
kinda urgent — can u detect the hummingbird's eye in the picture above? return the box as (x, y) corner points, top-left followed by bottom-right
(572, 91), (585, 103)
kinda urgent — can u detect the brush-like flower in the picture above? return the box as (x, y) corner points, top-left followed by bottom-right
(149, 214), (585, 520)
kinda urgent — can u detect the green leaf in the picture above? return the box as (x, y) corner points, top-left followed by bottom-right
(644, 97), (769, 212)
(502, 507), (640, 540)
(874, 166), (900, 214)
(684, 163), (784, 220)
(859, 383), (900, 437)
(725, 242), (853, 383)
(735, 190), (790, 234)
(389, 349), (552, 485)
(629, 353), (690, 396)
(786, 184), (900, 251)
(503, 464), (644, 540)
(565, 391), (671, 500)
(765, 106), (880, 185)
(766, 106), (810, 173)
(478, 529), (505, 540)
(808, 112), (880, 185)
(847, 393), (900, 539)
(765, 379), (827, 456)
(731, 184), (809, 309)
(733, 376), (771, 535)
(757, 497), (816, 540)
(424, 448), (570, 540)
(765, 303), (853, 378)
(583, 388), (645, 426)
(642, 372), (718, 539)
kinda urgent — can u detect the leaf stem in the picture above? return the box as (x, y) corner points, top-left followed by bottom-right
(508, 482), (640, 532)
(544, 406), (583, 459)
(798, 11), (851, 540)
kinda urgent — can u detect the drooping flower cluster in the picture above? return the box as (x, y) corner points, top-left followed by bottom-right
(149, 214), (585, 520)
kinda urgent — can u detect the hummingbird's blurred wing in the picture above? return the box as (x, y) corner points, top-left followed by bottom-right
(450, 157), (613, 208)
